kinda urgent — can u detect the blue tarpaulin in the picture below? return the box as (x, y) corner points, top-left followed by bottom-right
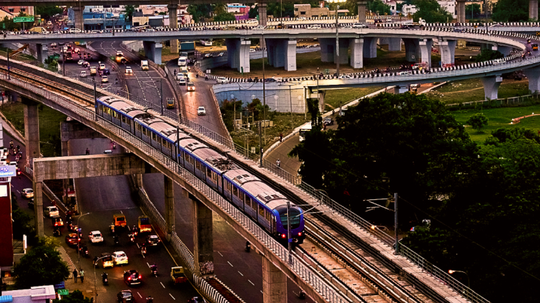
(0, 295), (13, 303)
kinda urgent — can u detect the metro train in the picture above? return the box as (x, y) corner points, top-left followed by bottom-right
(96, 96), (305, 244)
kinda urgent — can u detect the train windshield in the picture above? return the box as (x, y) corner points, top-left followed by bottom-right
(279, 208), (301, 229)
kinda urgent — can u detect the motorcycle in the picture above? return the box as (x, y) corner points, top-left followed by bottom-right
(146, 296), (153, 303)
(128, 233), (135, 244)
(79, 246), (89, 258)
(150, 264), (158, 277)
(141, 245), (147, 257)
(102, 272), (108, 285)
(245, 241), (251, 252)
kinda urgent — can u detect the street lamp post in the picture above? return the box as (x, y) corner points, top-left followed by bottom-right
(328, 0), (346, 77)
(76, 212), (90, 267)
(448, 269), (470, 287)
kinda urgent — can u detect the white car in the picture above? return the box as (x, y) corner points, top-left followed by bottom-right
(99, 63), (106, 70)
(197, 106), (206, 116)
(187, 82), (195, 91)
(101, 75), (109, 83)
(80, 70), (87, 78)
(113, 251), (129, 265)
(217, 52), (224, 57)
(249, 49), (256, 53)
(116, 50), (124, 56)
(88, 231), (104, 244)
(77, 59), (84, 65)
(22, 188), (34, 199)
(125, 66), (133, 75)
(352, 23), (368, 28)
(178, 76), (186, 85)
(45, 206), (59, 217)
(308, 25), (321, 30)
(216, 77), (229, 84)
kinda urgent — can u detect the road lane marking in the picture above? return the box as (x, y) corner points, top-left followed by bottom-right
(238, 271), (243, 277)
(260, 290), (263, 294)
(169, 293), (176, 300)
(217, 251), (223, 257)
(248, 280), (255, 286)
(146, 262), (150, 268)
(227, 261), (233, 267)
(160, 282), (165, 288)
(137, 292), (142, 298)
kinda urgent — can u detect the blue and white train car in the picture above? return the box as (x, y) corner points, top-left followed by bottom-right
(96, 97), (148, 132)
(134, 117), (179, 158)
(222, 169), (305, 244)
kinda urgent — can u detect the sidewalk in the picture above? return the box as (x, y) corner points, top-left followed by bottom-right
(57, 245), (96, 298)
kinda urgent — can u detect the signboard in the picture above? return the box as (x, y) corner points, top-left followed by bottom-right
(14, 16), (35, 23)
(58, 289), (69, 295)
(0, 165), (16, 178)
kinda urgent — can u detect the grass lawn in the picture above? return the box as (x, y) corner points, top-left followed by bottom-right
(0, 102), (66, 157)
(324, 87), (383, 111)
(427, 79), (530, 104)
(452, 104), (540, 142)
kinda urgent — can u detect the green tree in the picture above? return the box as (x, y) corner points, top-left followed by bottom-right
(14, 237), (70, 288)
(188, 4), (213, 23)
(368, 0), (391, 15)
(475, 49), (504, 62)
(412, 0), (453, 23)
(35, 5), (63, 20)
(214, 12), (236, 22)
(465, 3), (481, 19)
(492, 0), (530, 22)
(53, 290), (92, 303)
(289, 126), (332, 188)
(124, 5), (137, 25)
(466, 113), (489, 131)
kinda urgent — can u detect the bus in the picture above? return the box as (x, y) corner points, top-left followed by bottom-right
(299, 123), (312, 142)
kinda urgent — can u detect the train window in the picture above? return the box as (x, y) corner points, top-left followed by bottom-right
(152, 133), (157, 141)
(266, 210), (271, 221)
(226, 180), (232, 191)
(246, 196), (251, 208)
(239, 191), (244, 201)
(233, 186), (238, 196)
(206, 167), (211, 178)
(212, 171), (217, 181)
(259, 206), (265, 217)
(196, 161), (202, 171)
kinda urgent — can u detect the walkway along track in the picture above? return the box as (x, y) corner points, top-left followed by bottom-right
(0, 58), (482, 303)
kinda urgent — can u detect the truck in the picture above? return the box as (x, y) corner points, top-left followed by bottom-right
(137, 215), (152, 233)
(170, 266), (187, 284)
(141, 60), (149, 71)
(299, 123), (312, 142)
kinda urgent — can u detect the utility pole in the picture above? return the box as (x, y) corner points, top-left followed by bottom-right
(261, 31), (267, 146)
(335, 4), (340, 77)
(160, 78), (164, 115)
(287, 201), (292, 264)
(394, 192), (399, 255)
(7, 49), (10, 80)
(94, 79), (97, 121)
(258, 121), (262, 167)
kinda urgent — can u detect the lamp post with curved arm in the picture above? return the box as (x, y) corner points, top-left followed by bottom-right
(448, 269), (470, 287)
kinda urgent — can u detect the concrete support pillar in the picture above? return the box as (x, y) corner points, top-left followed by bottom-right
(258, 3), (268, 26)
(357, 1), (368, 23)
(523, 68), (540, 93)
(481, 75), (502, 100)
(164, 175), (175, 240)
(61, 140), (70, 205)
(72, 6), (84, 30)
(318, 90), (325, 114)
(193, 198), (214, 276)
(530, 0), (539, 20)
(379, 38), (400, 51)
(262, 257), (287, 303)
(403, 38), (419, 62)
(363, 37), (377, 59)
(134, 174), (144, 188)
(24, 100), (40, 169)
(492, 45), (512, 56)
(143, 41), (162, 65)
(350, 38), (364, 68)
(36, 44), (48, 64)
(168, 4), (179, 54)
(439, 40), (457, 66)
(456, 0), (466, 23)
(285, 40), (297, 71)
(34, 181), (44, 238)
(319, 38), (334, 63)
(225, 39), (251, 73)
(418, 39), (433, 67)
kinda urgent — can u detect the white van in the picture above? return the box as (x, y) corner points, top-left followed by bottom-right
(178, 56), (187, 66)
(69, 28), (82, 33)
(353, 23), (368, 28)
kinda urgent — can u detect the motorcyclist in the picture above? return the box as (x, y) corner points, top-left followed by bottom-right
(150, 263), (157, 276)
(141, 243), (147, 255)
(245, 241), (251, 252)
(146, 296), (153, 303)
(102, 272), (108, 284)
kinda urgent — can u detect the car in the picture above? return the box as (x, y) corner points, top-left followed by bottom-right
(50, 42), (57, 47)
(204, 53), (213, 58)
(65, 233), (81, 247)
(178, 76), (186, 85)
(99, 63), (106, 70)
(45, 206), (59, 217)
(123, 269), (142, 286)
(217, 52), (224, 57)
(78, 59), (84, 65)
(113, 251), (129, 265)
(68, 28), (82, 33)
(80, 70), (87, 78)
(99, 252), (114, 268)
(308, 25), (321, 30)
(22, 188), (34, 199)
(125, 66), (133, 75)
(82, 61), (90, 68)
(352, 23), (368, 28)
(51, 215), (64, 227)
(249, 48), (256, 53)
(188, 297), (207, 303)
(187, 82), (195, 91)
(88, 230), (104, 244)
(74, 48), (80, 53)
(116, 50), (124, 56)
(101, 76), (109, 83)
(146, 235), (161, 246)
(117, 290), (134, 303)
(166, 98), (175, 109)
(103, 68), (110, 75)
(197, 106), (206, 116)
(216, 77), (229, 84)
(323, 117), (334, 126)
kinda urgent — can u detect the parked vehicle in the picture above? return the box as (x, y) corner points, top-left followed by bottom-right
(170, 266), (187, 284)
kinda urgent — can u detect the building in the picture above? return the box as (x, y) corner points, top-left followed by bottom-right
(1, 285), (57, 303)
(402, 1), (457, 19)
(0, 6), (34, 17)
(294, 4), (349, 18)
(0, 177), (13, 270)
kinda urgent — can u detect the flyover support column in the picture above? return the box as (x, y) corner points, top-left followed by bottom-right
(523, 67), (540, 93)
(481, 75), (502, 100)
(350, 38), (364, 68)
(418, 39), (433, 68)
(319, 38), (334, 62)
(143, 41), (163, 65)
(363, 37), (377, 59)
(23, 100), (40, 169)
(225, 39), (251, 73)
(403, 38), (419, 62)
(36, 44), (48, 64)
(357, 1), (368, 23)
(34, 181), (44, 238)
(164, 175), (175, 240)
(439, 40), (456, 66)
(168, 4), (179, 54)
(193, 198), (214, 277)
(259, 3), (268, 26)
(530, 0), (539, 20)
(285, 40), (297, 71)
(456, 0), (466, 23)
(262, 257), (287, 303)
(72, 6), (84, 30)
